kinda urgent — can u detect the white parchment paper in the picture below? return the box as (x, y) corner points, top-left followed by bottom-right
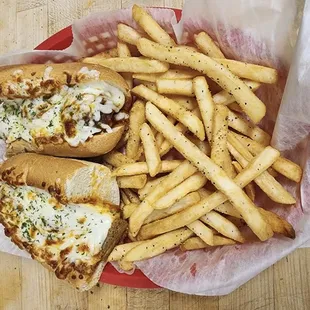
(0, 0), (309, 295)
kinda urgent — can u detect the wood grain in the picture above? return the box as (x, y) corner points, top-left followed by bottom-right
(0, 0), (310, 309)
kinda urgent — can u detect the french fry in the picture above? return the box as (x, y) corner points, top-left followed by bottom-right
(118, 260), (135, 271)
(83, 57), (169, 73)
(138, 175), (167, 200)
(194, 31), (225, 58)
(117, 42), (133, 88)
(200, 211), (245, 243)
(228, 102), (243, 113)
(258, 208), (295, 239)
(156, 79), (195, 97)
(133, 68), (199, 82)
(120, 190), (131, 205)
(228, 110), (271, 146)
(135, 80), (158, 91)
(193, 76), (214, 143)
(123, 189), (140, 204)
(232, 161), (256, 202)
(108, 241), (144, 261)
(145, 192), (201, 224)
(112, 160), (182, 177)
(129, 160), (198, 236)
(117, 23), (143, 46)
(227, 132), (296, 204)
(123, 202), (139, 219)
(187, 220), (215, 245)
(187, 134), (211, 155)
(153, 172), (207, 209)
(137, 38), (266, 124)
(167, 95), (198, 111)
(132, 4), (176, 46)
(142, 105), (279, 241)
(123, 228), (193, 261)
(140, 123), (162, 177)
(155, 115), (176, 148)
(211, 105), (235, 178)
(180, 236), (236, 251)
(93, 48), (118, 58)
(132, 86), (205, 140)
(126, 100), (146, 160)
(212, 80), (261, 105)
(103, 151), (135, 167)
(117, 175), (147, 189)
(214, 201), (242, 219)
(213, 58), (278, 84)
(231, 132), (302, 183)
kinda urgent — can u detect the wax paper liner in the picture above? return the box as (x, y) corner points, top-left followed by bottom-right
(0, 0), (309, 296)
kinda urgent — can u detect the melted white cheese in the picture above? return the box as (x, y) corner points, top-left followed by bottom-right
(0, 81), (125, 147)
(0, 182), (112, 262)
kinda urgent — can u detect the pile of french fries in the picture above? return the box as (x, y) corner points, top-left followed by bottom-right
(84, 5), (302, 271)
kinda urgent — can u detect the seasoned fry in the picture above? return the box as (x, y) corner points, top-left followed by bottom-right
(123, 189), (140, 204)
(180, 236), (236, 251)
(83, 57), (169, 73)
(103, 151), (135, 167)
(108, 241), (143, 261)
(124, 228), (193, 261)
(93, 48), (118, 58)
(155, 115), (176, 148)
(138, 175), (167, 200)
(211, 105), (235, 178)
(153, 172), (207, 209)
(193, 76), (214, 143)
(117, 175), (147, 189)
(194, 31), (225, 58)
(135, 80), (158, 91)
(213, 58), (278, 84)
(132, 85), (205, 140)
(228, 110), (271, 146)
(212, 80), (261, 105)
(200, 211), (245, 243)
(145, 103), (274, 241)
(140, 123), (162, 177)
(117, 23), (143, 46)
(137, 38), (266, 124)
(112, 160), (182, 177)
(117, 42), (133, 88)
(118, 260), (135, 271)
(126, 100), (146, 160)
(129, 160), (198, 236)
(258, 208), (295, 239)
(133, 68), (199, 82)
(145, 192), (201, 224)
(187, 134), (211, 155)
(132, 4), (176, 46)
(120, 190), (131, 205)
(227, 132), (296, 204)
(228, 102), (243, 113)
(167, 95), (198, 110)
(232, 161), (255, 202)
(214, 201), (242, 218)
(187, 220), (214, 245)
(123, 202), (139, 219)
(156, 79), (195, 97)
(231, 132), (302, 183)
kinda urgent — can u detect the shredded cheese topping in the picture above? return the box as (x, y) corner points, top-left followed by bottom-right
(0, 182), (112, 263)
(0, 80), (126, 147)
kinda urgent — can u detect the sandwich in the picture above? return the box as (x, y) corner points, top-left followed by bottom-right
(0, 153), (127, 291)
(0, 63), (131, 157)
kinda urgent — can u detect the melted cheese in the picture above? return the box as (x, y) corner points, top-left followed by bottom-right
(0, 182), (112, 263)
(0, 80), (125, 147)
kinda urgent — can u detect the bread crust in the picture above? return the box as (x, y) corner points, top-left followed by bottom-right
(0, 153), (119, 206)
(0, 63), (131, 157)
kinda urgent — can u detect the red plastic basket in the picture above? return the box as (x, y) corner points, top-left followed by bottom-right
(35, 8), (182, 289)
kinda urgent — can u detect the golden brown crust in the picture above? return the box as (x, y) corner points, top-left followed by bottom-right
(7, 125), (125, 158)
(0, 63), (131, 103)
(0, 153), (119, 206)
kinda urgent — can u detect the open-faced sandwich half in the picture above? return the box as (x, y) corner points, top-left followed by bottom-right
(0, 153), (127, 291)
(0, 63), (131, 157)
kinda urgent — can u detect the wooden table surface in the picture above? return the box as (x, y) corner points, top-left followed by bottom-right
(0, 0), (309, 309)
